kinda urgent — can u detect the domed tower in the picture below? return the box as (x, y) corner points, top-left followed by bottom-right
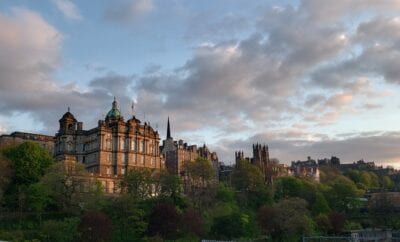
(105, 97), (124, 124)
(55, 108), (78, 161)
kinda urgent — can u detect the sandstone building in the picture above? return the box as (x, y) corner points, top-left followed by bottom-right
(235, 144), (289, 184)
(161, 117), (219, 179)
(290, 156), (320, 181)
(54, 98), (163, 193)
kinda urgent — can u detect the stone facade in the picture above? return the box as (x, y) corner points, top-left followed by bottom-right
(0, 131), (54, 152)
(235, 144), (289, 184)
(290, 156), (320, 181)
(161, 117), (219, 179)
(54, 98), (164, 193)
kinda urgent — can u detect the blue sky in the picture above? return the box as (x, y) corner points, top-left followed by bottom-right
(1, 0), (400, 166)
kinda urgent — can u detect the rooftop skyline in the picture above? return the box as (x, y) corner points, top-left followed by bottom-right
(1, 0), (400, 166)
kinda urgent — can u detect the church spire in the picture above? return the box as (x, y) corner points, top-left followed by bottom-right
(167, 116), (171, 139)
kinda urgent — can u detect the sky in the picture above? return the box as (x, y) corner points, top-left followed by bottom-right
(1, 0), (400, 167)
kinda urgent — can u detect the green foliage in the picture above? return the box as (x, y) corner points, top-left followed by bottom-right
(325, 175), (362, 213)
(40, 162), (105, 213)
(185, 157), (214, 186)
(232, 160), (264, 193)
(40, 217), (80, 242)
(210, 211), (256, 240)
(258, 198), (314, 241)
(3, 142), (54, 186)
(382, 176), (394, 189)
(104, 195), (148, 241)
(312, 192), (331, 215)
(216, 183), (235, 203)
(121, 168), (156, 200)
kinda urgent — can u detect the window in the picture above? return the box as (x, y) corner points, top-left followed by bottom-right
(121, 153), (125, 164)
(106, 168), (111, 175)
(121, 168), (125, 175)
(150, 157), (154, 166)
(131, 139), (136, 151)
(120, 138), (125, 150)
(139, 140), (143, 152)
(141, 156), (145, 165)
(108, 153), (112, 162)
(106, 139), (111, 150)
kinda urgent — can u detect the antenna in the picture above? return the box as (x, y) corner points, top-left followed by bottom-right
(68, 106), (70, 112)
(131, 100), (135, 116)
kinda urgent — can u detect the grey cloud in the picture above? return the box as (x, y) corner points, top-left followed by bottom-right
(104, 0), (153, 24)
(215, 131), (400, 166)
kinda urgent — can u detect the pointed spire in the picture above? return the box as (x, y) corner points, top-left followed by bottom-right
(67, 106), (70, 112)
(167, 116), (171, 139)
(112, 96), (118, 109)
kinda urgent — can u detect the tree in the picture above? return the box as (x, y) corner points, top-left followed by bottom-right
(325, 175), (362, 213)
(40, 162), (105, 213)
(158, 171), (186, 207)
(185, 157), (214, 187)
(258, 198), (314, 241)
(104, 195), (147, 242)
(312, 192), (330, 215)
(79, 210), (112, 242)
(40, 217), (80, 242)
(274, 176), (303, 199)
(3, 142), (54, 186)
(121, 168), (156, 200)
(2, 142), (54, 210)
(210, 211), (254, 240)
(232, 160), (264, 193)
(231, 160), (268, 208)
(147, 203), (180, 240)
(180, 208), (205, 238)
(382, 176), (394, 189)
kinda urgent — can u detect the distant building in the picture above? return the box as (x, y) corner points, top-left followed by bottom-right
(0, 131), (54, 152)
(235, 144), (289, 184)
(290, 156), (320, 181)
(340, 159), (376, 172)
(317, 156), (340, 168)
(161, 117), (219, 180)
(54, 98), (164, 193)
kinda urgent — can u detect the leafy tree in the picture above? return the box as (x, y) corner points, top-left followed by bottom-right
(3, 142), (54, 186)
(104, 195), (147, 241)
(40, 162), (105, 213)
(382, 176), (394, 189)
(2, 142), (54, 210)
(210, 211), (255, 240)
(312, 192), (330, 215)
(328, 211), (346, 234)
(147, 203), (180, 240)
(40, 217), (80, 242)
(121, 168), (156, 200)
(258, 198), (314, 241)
(79, 210), (112, 242)
(185, 157), (214, 187)
(231, 160), (269, 208)
(215, 183), (235, 203)
(180, 208), (205, 238)
(274, 176), (303, 199)
(158, 171), (186, 207)
(232, 160), (264, 193)
(325, 175), (362, 213)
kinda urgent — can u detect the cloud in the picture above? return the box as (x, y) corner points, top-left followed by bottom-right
(51, 0), (82, 21)
(216, 131), (400, 167)
(104, 0), (153, 23)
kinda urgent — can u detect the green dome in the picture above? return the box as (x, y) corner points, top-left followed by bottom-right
(106, 98), (122, 119)
(106, 108), (121, 118)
